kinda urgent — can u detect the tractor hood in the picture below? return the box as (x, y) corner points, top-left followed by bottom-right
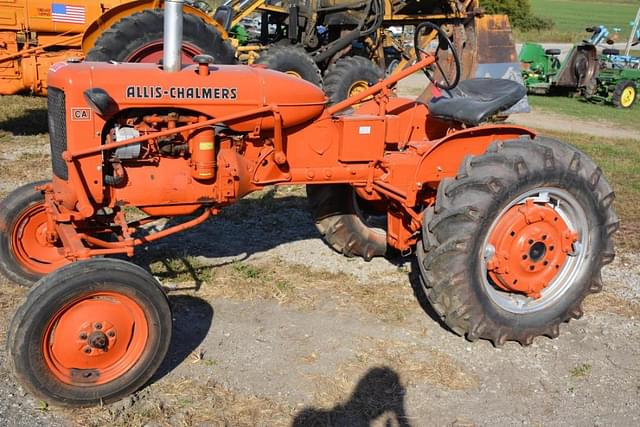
(47, 61), (327, 132)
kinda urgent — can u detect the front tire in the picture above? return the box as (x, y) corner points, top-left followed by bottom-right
(416, 136), (618, 345)
(612, 80), (637, 109)
(0, 181), (68, 286)
(8, 259), (172, 406)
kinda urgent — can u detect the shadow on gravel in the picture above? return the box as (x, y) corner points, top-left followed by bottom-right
(0, 108), (48, 135)
(136, 191), (408, 273)
(151, 294), (213, 383)
(135, 194), (320, 268)
(292, 366), (411, 427)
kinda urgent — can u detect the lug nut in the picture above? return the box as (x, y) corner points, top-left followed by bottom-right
(84, 347), (92, 354)
(79, 332), (88, 340)
(108, 331), (115, 338)
(95, 323), (102, 330)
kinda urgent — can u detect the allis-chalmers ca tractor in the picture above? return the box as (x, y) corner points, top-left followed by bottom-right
(0, 0), (618, 407)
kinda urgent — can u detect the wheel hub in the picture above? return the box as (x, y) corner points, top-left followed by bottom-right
(621, 87), (635, 108)
(285, 70), (302, 79)
(43, 292), (148, 385)
(486, 199), (578, 298)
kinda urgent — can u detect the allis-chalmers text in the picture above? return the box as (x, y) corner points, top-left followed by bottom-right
(126, 86), (238, 100)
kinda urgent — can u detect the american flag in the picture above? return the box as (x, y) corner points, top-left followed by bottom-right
(51, 3), (86, 24)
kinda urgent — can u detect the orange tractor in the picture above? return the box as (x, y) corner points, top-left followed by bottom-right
(1, 0), (618, 407)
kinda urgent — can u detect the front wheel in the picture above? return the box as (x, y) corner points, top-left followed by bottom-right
(416, 136), (618, 345)
(0, 182), (68, 286)
(8, 259), (172, 406)
(612, 80), (637, 109)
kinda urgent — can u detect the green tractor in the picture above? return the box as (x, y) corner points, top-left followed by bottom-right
(588, 50), (639, 109)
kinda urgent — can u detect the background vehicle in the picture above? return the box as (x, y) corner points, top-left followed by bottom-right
(519, 7), (640, 109)
(0, 0), (234, 95)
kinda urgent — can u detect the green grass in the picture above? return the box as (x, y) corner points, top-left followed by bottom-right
(569, 363), (593, 378)
(518, 0), (639, 42)
(542, 130), (640, 250)
(527, 94), (640, 131)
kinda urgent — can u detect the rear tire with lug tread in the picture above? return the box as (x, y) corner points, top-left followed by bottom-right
(306, 184), (387, 261)
(0, 181), (68, 286)
(324, 56), (384, 104)
(415, 136), (618, 346)
(255, 45), (323, 87)
(86, 9), (236, 65)
(8, 258), (172, 407)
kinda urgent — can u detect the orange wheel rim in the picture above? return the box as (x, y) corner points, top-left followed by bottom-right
(42, 291), (149, 385)
(11, 203), (67, 275)
(486, 199), (578, 299)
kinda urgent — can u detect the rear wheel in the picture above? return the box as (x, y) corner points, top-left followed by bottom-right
(86, 9), (236, 65)
(8, 259), (172, 407)
(324, 56), (383, 105)
(306, 185), (387, 261)
(0, 182), (68, 286)
(255, 45), (323, 87)
(416, 136), (618, 345)
(612, 80), (637, 109)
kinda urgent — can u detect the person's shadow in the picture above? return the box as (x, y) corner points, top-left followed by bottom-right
(292, 366), (411, 427)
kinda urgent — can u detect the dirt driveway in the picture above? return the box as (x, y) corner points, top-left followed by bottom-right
(0, 96), (638, 426)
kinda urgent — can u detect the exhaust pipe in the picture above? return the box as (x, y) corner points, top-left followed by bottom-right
(163, 0), (184, 72)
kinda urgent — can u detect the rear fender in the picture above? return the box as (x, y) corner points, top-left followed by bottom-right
(412, 125), (536, 185)
(81, 0), (229, 53)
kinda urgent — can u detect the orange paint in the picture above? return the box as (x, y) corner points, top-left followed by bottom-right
(10, 200), (68, 275)
(42, 291), (149, 385)
(24, 53), (535, 262)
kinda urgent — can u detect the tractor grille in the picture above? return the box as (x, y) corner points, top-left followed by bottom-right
(47, 87), (68, 180)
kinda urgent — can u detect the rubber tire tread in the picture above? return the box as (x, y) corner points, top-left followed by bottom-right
(0, 181), (52, 286)
(86, 9), (236, 64)
(8, 258), (172, 407)
(415, 135), (619, 346)
(323, 56), (383, 105)
(611, 80), (637, 109)
(306, 185), (386, 261)
(255, 45), (323, 87)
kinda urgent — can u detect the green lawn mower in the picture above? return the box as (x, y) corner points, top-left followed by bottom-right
(519, 28), (601, 97)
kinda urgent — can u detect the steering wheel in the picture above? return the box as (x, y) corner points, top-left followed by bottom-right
(413, 22), (461, 91)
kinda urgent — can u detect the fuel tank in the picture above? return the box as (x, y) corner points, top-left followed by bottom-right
(47, 61), (328, 131)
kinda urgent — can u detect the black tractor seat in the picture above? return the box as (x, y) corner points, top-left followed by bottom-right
(427, 78), (527, 126)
